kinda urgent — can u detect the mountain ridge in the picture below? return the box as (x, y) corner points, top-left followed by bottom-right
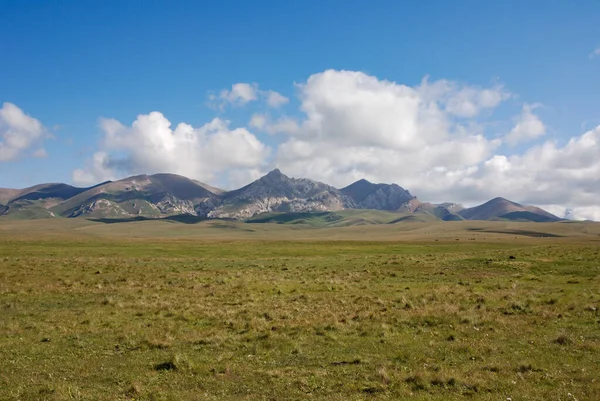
(0, 170), (563, 223)
(458, 197), (559, 221)
(340, 179), (418, 212)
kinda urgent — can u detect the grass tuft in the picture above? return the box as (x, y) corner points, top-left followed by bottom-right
(405, 373), (428, 391)
(154, 354), (194, 372)
(553, 335), (572, 345)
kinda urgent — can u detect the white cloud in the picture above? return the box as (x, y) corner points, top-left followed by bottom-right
(72, 151), (116, 185)
(505, 104), (546, 145)
(32, 148), (48, 158)
(214, 84), (289, 109)
(296, 70), (430, 149)
(249, 113), (299, 134)
(275, 69), (502, 188)
(538, 205), (600, 222)
(0, 102), (45, 162)
(589, 48), (600, 59)
(73, 112), (270, 186)
(445, 86), (509, 118)
(418, 77), (511, 118)
(266, 91), (289, 108)
(248, 113), (267, 130)
(219, 83), (258, 105)
(226, 167), (266, 189)
(569, 207), (600, 221)
(469, 126), (600, 206)
(399, 125), (600, 220)
(271, 70), (599, 220)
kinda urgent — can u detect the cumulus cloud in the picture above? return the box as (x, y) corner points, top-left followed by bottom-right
(249, 113), (299, 134)
(445, 86), (509, 118)
(296, 70), (434, 149)
(72, 151), (116, 185)
(73, 112), (269, 186)
(214, 83), (288, 109)
(32, 148), (48, 158)
(449, 125), (600, 220)
(270, 70), (599, 220)
(367, 125), (600, 220)
(266, 91), (289, 108)
(0, 102), (46, 162)
(505, 104), (546, 145)
(275, 69), (502, 189)
(219, 83), (258, 106)
(471, 126), (600, 205)
(417, 77), (511, 118)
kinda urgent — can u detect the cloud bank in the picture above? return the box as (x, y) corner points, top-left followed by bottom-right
(1, 70), (589, 220)
(73, 112), (269, 188)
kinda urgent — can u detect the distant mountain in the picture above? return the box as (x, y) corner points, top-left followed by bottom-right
(437, 202), (465, 214)
(0, 183), (89, 204)
(209, 169), (353, 219)
(413, 202), (464, 221)
(458, 197), (561, 222)
(0, 183), (96, 219)
(53, 173), (221, 218)
(0, 174), (221, 219)
(0, 171), (562, 223)
(340, 179), (418, 212)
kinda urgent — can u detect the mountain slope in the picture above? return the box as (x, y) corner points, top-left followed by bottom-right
(341, 179), (418, 212)
(0, 171), (563, 222)
(209, 169), (353, 219)
(0, 188), (23, 204)
(246, 209), (408, 227)
(413, 202), (464, 221)
(459, 197), (561, 222)
(51, 174), (221, 218)
(0, 183), (90, 204)
(0, 183), (96, 219)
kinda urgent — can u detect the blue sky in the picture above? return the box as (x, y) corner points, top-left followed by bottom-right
(1, 1), (599, 218)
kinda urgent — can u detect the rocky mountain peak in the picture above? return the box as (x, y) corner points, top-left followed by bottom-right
(258, 168), (289, 185)
(266, 168), (283, 177)
(341, 179), (415, 211)
(489, 197), (511, 204)
(0, 170), (562, 222)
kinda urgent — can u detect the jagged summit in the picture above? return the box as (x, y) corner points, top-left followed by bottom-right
(341, 178), (416, 211)
(265, 168), (283, 177)
(220, 170), (351, 219)
(0, 170), (561, 222)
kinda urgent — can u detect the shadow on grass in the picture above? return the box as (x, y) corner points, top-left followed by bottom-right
(88, 215), (211, 224)
(467, 228), (563, 238)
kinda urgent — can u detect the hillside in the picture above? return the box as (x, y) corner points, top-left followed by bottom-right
(459, 197), (561, 222)
(51, 174), (221, 218)
(209, 169), (353, 219)
(0, 170), (563, 223)
(340, 179), (417, 211)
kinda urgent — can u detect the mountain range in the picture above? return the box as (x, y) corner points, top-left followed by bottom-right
(0, 169), (562, 223)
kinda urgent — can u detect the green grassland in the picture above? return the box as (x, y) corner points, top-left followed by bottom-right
(1, 219), (599, 400)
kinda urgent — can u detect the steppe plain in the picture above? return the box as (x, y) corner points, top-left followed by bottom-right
(1, 218), (599, 400)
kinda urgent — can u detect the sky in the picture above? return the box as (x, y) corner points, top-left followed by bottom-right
(1, 0), (599, 219)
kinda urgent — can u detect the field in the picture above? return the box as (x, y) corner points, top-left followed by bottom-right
(1, 219), (599, 400)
